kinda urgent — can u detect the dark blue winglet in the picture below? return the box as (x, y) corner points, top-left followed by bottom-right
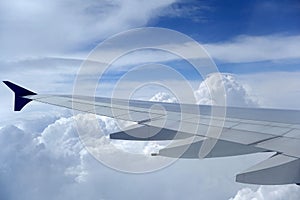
(3, 81), (36, 111)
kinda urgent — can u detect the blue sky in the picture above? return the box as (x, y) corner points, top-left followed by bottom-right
(81, 0), (300, 84)
(154, 0), (300, 42)
(1, 1), (300, 200)
(151, 0), (300, 74)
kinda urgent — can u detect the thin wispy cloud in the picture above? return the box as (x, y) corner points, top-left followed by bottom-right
(205, 35), (300, 63)
(0, 0), (176, 59)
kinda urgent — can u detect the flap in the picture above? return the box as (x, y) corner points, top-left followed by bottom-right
(109, 124), (194, 141)
(236, 154), (300, 185)
(155, 138), (266, 159)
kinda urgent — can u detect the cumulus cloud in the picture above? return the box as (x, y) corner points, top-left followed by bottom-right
(194, 73), (258, 107)
(150, 92), (178, 103)
(0, 112), (134, 199)
(229, 185), (300, 200)
(0, 111), (266, 200)
(0, 122), (78, 200)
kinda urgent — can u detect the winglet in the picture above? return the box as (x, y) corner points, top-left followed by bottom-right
(3, 81), (37, 111)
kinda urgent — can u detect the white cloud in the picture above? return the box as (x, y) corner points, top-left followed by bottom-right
(0, 111), (269, 200)
(76, 34), (300, 69)
(150, 92), (178, 103)
(230, 185), (300, 200)
(0, 0), (176, 59)
(238, 72), (300, 109)
(205, 35), (300, 63)
(97, 34), (300, 65)
(194, 73), (258, 107)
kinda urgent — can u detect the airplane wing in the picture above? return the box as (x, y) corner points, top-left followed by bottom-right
(3, 81), (300, 185)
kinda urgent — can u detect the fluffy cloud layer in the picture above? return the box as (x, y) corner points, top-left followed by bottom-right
(0, 111), (266, 200)
(0, 113), (134, 200)
(230, 185), (300, 200)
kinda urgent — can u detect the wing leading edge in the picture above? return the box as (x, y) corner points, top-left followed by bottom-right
(3, 81), (300, 185)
